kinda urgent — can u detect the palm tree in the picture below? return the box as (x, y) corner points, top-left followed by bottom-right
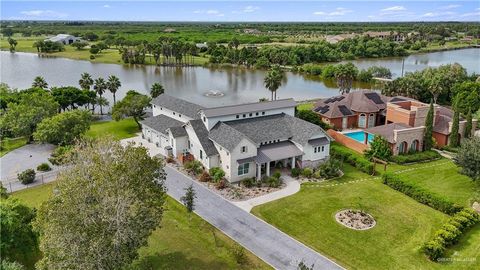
(94, 77), (107, 114)
(150, 83), (165, 98)
(264, 66), (284, 101)
(79, 72), (94, 90)
(334, 63), (358, 94)
(106, 75), (121, 105)
(95, 96), (110, 115)
(32, 76), (48, 89)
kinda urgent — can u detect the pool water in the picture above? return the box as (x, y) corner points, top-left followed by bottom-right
(344, 131), (374, 144)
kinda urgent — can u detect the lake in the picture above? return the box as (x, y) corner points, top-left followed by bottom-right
(1, 48), (478, 107)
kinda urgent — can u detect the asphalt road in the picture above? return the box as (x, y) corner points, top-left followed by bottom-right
(164, 166), (344, 270)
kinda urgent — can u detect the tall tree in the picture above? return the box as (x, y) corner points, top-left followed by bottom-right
(32, 76), (48, 89)
(449, 109), (460, 148)
(8, 37), (17, 53)
(0, 91), (58, 142)
(454, 136), (480, 181)
(264, 65), (284, 100)
(0, 196), (38, 266)
(106, 75), (121, 105)
(464, 108), (472, 139)
(150, 82), (165, 98)
(334, 63), (358, 94)
(34, 110), (91, 145)
(112, 90), (151, 128)
(93, 77), (107, 114)
(34, 138), (166, 270)
(424, 101), (434, 151)
(78, 72), (94, 91)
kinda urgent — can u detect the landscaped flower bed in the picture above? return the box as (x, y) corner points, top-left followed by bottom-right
(335, 209), (376, 230)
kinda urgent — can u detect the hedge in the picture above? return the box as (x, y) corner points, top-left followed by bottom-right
(389, 150), (441, 164)
(423, 208), (480, 260)
(382, 173), (463, 215)
(331, 144), (375, 175)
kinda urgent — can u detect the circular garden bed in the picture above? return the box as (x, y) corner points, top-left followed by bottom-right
(335, 209), (376, 230)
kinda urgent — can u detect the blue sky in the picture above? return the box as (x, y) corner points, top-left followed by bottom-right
(1, 1), (479, 22)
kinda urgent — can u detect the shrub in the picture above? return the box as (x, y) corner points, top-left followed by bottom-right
(301, 167), (313, 178)
(18, 169), (36, 185)
(382, 173), (462, 215)
(231, 244), (247, 265)
(423, 208), (480, 260)
(199, 171), (211, 182)
(36, 163), (51, 172)
(389, 150), (441, 164)
(331, 144), (375, 175)
(291, 167), (301, 177)
(317, 158), (342, 179)
(209, 167), (225, 182)
(364, 135), (392, 161)
(266, 176), (282, 188)
(272, 170), (281, 179)
(216, 179), (227, 190)
(49, 145), (73, 165)
(184, 160), (203, 176)
(89, 54), (95, 60)
(242, 177), (256, 188)
(166, 156), (175, 163)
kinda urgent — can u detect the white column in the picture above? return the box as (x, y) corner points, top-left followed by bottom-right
(291, 156), (295, 169)
(256, 163), (261, 181)
(266, 162), (270, 177)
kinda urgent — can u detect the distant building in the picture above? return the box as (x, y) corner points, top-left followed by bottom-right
(195, 42), (208, 49)
(163, 28), (177, 33)
(364, 31), (405, 42)
(325, 33), (357, 44)
(244, 28), (261, 34)
(45, 34), (79, 45)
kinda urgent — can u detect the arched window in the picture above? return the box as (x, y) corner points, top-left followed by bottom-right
(410, 140), (419, 152)
(368, 113), (375, 128)
(358, 113), (366, 128)
(399, 141), (408, 154)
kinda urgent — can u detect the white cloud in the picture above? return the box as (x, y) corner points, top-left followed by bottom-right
(103, 5), (110, 8)
(460, 11), (480, 17)
(206, 10), (219, 14)
(193, 9), (224, 17)
(313, 8), (352, 16)
(243, 6), (260, 13)
(381, 6), (406, 12)
(20, 10), (68, 18)
(438, 4), (461, 10)
(420, 11), (455, 18)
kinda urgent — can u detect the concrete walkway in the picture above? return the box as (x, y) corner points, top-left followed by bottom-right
(233, 175), (300, 212)
(1, 143), (55, 181)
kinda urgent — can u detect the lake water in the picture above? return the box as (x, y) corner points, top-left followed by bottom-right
(1, 48), (478, 107)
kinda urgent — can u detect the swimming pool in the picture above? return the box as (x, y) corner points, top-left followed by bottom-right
(344, 131), (374, 144)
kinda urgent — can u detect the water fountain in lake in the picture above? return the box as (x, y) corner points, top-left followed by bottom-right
(204, 90), (225, 97)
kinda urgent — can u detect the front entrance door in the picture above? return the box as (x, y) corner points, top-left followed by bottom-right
(342, 117), (348, 130)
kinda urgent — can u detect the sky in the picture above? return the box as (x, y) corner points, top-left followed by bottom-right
(1, 1), (480, 22)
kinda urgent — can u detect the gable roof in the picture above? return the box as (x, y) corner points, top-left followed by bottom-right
(209, 113), (330, 151)
(151, 94), (205, 119)
(141, 115), (185, 136)
(201, 99), (296, 118)
(365, 123), (411, 143)
(187, 120), (219, 156)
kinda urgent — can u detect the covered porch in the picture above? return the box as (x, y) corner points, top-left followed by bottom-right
(252, 141), (303, 180)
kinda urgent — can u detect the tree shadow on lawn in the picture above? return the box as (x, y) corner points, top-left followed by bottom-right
(132, 251), (231, 270)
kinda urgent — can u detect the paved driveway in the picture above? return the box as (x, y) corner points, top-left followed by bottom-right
(164, 166), (343, 270)
(1, 143), (55, 181)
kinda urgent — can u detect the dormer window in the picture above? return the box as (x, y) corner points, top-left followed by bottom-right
(256, 112), (259, 116)
(243, 114), (246, 118)
(236, 115), (239, 119)
(249, 113), (252, 117)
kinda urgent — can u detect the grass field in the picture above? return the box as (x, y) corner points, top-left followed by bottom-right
(252, 161), (480, 270)
(12, 183), (271, 270)
(296, 102), (315, 111)
(86, 118), (140, 140)
(0, 37), (210, 66)
(0, 137), (28, 157)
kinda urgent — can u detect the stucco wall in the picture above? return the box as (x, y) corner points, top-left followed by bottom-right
(228, 138), (257, 183)
(392, 126), (425, 155)
(142, 126), (169, 156)
(327, 129), (368, 154)
(184, 124), (217, 169)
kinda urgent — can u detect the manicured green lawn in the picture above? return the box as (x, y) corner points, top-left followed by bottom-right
(12, 183), (270, 270)
(252, 165), (479, 270)
(296, 102), (315, 111)
(0, 137), (28, 157)
(390, 159), (479, 207)
(86, 118), (139, 140)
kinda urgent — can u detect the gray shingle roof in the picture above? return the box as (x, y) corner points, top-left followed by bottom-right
(151, 94), (205, 119)
(209, 113), (330, 151)
(168, 126), (187, 138)
(140, 115), (185, 136)
(188, 120), (219, 157)
(201, 99), (296, 118)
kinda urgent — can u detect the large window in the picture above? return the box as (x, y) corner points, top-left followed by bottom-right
(238, 163), (250, 175)
(358, 113), (366, 128)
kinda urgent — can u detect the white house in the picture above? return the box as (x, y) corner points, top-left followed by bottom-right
(45, 34), (79, 45)
(141, 94), (332, 183)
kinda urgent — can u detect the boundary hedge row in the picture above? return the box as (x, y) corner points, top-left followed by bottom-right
(389, 150), (441, 164)
(331, 144), (375, 175)
(382, 173), (463, 215)
(423, 208), (480, 261)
